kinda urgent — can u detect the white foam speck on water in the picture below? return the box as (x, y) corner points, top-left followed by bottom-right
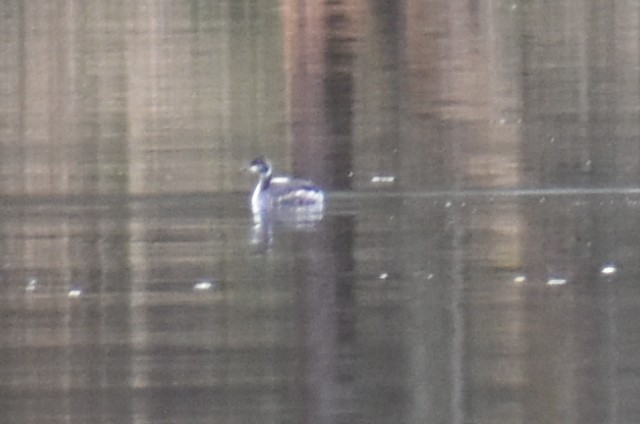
(193, 278), (216, 291)
(68, 288), (83, 298)
(547, 277), (567, 286)
(371, 175), (395, 184)
(25, 277), (38, 292)
(600, 265), (617, 276)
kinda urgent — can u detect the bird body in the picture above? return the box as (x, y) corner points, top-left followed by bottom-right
(248, 157), (324, 216)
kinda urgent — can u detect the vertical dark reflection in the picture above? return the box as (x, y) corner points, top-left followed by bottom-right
(282, 0), (356, 190)
(282, 0), (326, 186)
(399, 0), (453, 191)
(295, 216), (355, 424)
(352, 0), (403, 186)
(369, 0), (402, 164)
(322, 1), (355, 189)
(86, 0), (130, 195)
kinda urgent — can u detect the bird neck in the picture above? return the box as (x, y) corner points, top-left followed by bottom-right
(252, 173), (271, 201)
(252, 173), (271, 214)
(259, 173), (271, 190)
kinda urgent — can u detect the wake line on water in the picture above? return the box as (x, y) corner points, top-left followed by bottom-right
(330, 187), (640, 199)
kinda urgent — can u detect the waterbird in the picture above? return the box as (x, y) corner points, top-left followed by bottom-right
(247, 156), (324, 216)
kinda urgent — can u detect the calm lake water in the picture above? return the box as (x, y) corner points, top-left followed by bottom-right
(1, 0), (640, 423)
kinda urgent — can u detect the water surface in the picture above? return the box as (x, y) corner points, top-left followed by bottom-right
(1, 0), (640, 423)
(2, 192), (640, 423)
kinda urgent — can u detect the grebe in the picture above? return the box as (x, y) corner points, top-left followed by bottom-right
(247, 156), (324, 215)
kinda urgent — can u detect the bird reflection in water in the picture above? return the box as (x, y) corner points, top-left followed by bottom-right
(246, 156), (324, 248)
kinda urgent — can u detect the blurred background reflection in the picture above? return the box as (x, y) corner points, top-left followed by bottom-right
(1, 0), (640, 423)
